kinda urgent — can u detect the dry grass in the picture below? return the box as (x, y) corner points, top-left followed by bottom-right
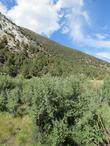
(89, 80), (103, 89)
(0, 113), (33, 146)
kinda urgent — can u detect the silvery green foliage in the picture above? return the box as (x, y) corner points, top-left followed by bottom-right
(1, 74), (110, 146)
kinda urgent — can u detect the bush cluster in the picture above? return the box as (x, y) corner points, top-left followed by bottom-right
(1, 74), (110, 146)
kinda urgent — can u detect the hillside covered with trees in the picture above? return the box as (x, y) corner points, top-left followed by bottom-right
(0, 12), (110, 79)
(1, 13), (110, 146)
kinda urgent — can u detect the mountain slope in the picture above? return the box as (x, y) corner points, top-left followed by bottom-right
(0, 13), (110, 79)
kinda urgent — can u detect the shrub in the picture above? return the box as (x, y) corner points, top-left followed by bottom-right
(31, 75), (86, 146)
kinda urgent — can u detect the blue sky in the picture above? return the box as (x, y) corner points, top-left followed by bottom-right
(0, 0), (110, 62)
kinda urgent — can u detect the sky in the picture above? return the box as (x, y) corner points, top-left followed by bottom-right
(0, 0), (110, 62)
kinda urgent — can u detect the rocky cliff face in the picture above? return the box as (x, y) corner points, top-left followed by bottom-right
(0, 12), (29, 51)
